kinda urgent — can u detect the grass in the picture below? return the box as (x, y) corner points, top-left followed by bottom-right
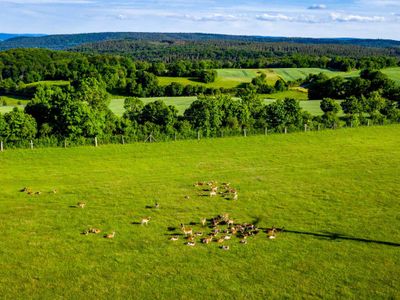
(0, 125), (399, 299)
(158, 69), (281, 89)
(22, 80), (70, 88)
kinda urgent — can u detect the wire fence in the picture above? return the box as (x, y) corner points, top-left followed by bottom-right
(0, 120), (397, 152)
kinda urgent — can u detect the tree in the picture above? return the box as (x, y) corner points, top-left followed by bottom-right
(123, 97), (144, 123)
(199, 69), (217, 83)
(320, 98), (340, 127)
(3, 108), (37, 142)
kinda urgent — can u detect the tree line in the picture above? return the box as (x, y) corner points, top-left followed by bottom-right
(0, 78), (398, 145)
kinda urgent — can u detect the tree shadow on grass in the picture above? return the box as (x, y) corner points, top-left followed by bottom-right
(284, 229), (400, 247)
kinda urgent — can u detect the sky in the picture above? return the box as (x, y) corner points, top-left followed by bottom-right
(1, 0), (400, 39)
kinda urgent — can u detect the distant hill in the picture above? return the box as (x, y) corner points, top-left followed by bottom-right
(1, 32), (400, 51)
(0, 33), (46, 42)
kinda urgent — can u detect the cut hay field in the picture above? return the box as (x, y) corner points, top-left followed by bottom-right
(0, 125), (399, 299)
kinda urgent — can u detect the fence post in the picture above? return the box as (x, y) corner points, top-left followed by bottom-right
(367, 120), (370, 127)
(304, 124), (307, 132)
(284, 127), (287, 134)
(197, 131), (200, 141)
(318, 124), (320, 131)
(94, 136), (98, 147)
(30, 140), (34, 150)
(0, 141), (3, 152)
(265, 127), (268, 135)
(243, 128), (247, 137)
(174, 132), (177, 141)
(64, 139), (67, 148)
(122, 136), (125, 145)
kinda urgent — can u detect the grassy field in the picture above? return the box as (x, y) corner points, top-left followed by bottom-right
(0, 125), (399, 299)
(158, 69), (281, 88)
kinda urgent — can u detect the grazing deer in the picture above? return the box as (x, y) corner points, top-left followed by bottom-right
(81, 230), (89, 235)
(224, 235), (232, 240)
(221, 245), (230, 250)
(227, 219), (234, 226)
(89, 228), (101, 234)
(170, 236), (179, 241)
(194, 182), (205, 187)
(240, 238), (248, 244)
(104, 231), (115, 239)
(184, 195), (190, 199)
(77, 202), (86, 208)
(180, 224), (193, 236)
(202, 237), (212, 244)
(187, 235), (195, 242)
(211, 186), (218, 193)
(154, 203), (160, 209)
(35, 191), (42, 195)
(195, 232), (203, 237)
(186, 241), (196, 246)
(200, 218), (207, 227)
(209, 191), (217, 197)
(230, 227), (237, 235)
(216, 237), (225, 243)
(141, 217), (151, 225)
(267, 226), (277, 239)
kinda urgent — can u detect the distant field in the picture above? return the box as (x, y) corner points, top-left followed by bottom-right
(158, 69), (280, 88)
(0, 126), (399, 299)
(159, 67), (400, 88)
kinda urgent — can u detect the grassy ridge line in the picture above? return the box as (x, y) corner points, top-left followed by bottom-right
(0, 125), (399, 298)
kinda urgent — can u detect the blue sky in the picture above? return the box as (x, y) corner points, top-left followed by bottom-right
(1, 0), (400, 39)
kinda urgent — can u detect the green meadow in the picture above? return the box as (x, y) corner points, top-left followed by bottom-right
(0, 125), (399, 299)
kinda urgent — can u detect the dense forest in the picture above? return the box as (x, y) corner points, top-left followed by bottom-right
(2, 32), (400, 50)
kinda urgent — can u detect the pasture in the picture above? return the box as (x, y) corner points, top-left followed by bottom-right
(0, 125), (399, 299)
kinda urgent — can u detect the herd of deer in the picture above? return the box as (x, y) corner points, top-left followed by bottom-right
(171, 213), (282, 250)
(20, 181), (283, 246)
(194, 181), (238, 200)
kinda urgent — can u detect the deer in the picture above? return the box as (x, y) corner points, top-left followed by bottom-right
(209, 191), (217, 197)
(221, 245), (230, 250)
(180, 224), (193, 236)
(89, 228), (101, 234)
(227, 219), (234, 227)
(52, 189), (57, 194)
(170, 236), (179, 241)
(232, 192), (238, 201)
(141, 217), (151, 225)
(200, 218), (207, 227)
(267, 226), (277, 239)
(195, 232), (203, 237)
(186, 241), (196, 246)
(202, 236), (212, 244)
(224, 235), (232, 240)
(104, 231), (115, 239)
(77, 202), (86, 208)
(216, 237), (225, 243)
(35, 191), (42, 195)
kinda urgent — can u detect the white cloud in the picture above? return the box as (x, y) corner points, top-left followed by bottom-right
(308, 4), (327, 10)
(186, 13), (239, 22)
(256, 13), (293, 22)
(330, 13), (385, 22)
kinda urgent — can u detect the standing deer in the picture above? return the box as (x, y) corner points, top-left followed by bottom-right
(141, 217), (151, 225)
(180, 224), (193, 236)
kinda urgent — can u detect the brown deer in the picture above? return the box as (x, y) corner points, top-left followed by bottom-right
(89, 228), (101, 234)
(104, 231), (115, 239)
(202, 237), (212, 244)
(180, 224), (193, 236)
(267, 226), (277, 239)
(141, 217), (151, 225)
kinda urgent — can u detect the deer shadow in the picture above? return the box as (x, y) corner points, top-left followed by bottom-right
(284, 229), (400, 247)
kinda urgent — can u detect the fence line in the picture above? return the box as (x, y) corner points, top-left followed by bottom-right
(0, 121), (397, 152)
